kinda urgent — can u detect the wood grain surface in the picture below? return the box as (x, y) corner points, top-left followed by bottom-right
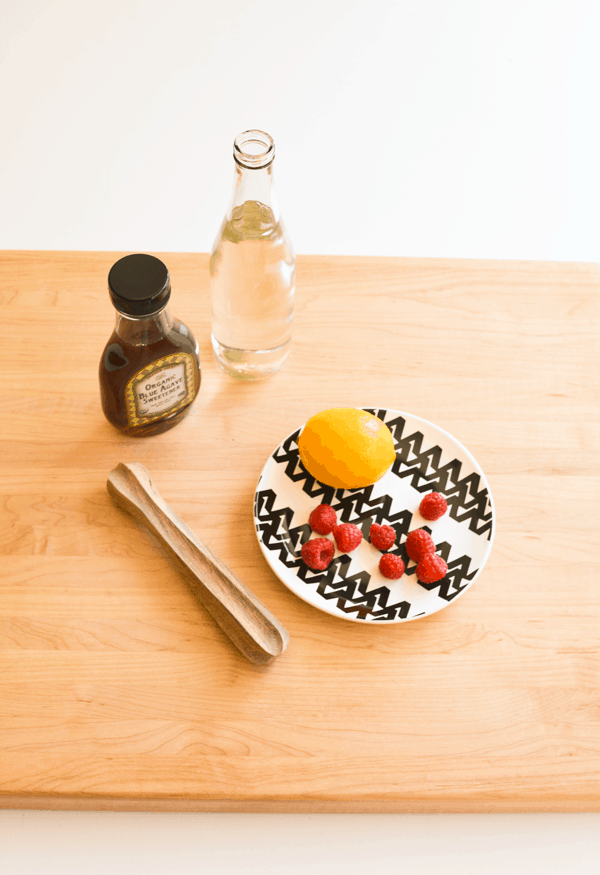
(0, 250), (599, 812)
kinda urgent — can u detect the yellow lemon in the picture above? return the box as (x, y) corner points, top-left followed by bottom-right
(298, 408), (396, 489)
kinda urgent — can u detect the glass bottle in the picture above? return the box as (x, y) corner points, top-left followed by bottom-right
(210, 130), (295, 380)
(99, 253), (201, 436)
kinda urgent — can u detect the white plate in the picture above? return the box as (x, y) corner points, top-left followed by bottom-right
(254, 408), (495, 623)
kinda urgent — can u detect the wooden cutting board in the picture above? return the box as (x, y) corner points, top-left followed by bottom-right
(1, 250), (599, 812)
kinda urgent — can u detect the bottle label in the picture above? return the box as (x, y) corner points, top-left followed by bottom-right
(125, 353), (195, 427)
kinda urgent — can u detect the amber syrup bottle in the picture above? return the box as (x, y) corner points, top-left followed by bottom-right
(99, 254), (201, 436)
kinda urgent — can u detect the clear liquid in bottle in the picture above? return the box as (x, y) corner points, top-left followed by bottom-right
(210, 131), (295, 380)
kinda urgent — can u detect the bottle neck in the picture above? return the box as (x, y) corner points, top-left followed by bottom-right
(228, 163), (280, 222)
(114, 304), (173, 346)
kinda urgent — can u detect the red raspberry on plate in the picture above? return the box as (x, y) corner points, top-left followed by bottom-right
(405, 529), (436, 562)
(308, 503), (338, 535)
(416, 553), (448, 584)
(379, 553), (405, 580)
(332, 523), (363, 553)
(369, 523), (396, 552)
(419, 492), (448, 521)
(301, 538), (335, 571)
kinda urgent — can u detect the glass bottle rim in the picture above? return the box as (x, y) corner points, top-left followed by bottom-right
(233, 130), (275, 169)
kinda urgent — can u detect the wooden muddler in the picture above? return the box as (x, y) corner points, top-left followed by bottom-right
(107, 462), (289, 665)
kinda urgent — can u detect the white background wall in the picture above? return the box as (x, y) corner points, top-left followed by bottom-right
(1, 1), (600, 872)
(1, 0), (599, 261)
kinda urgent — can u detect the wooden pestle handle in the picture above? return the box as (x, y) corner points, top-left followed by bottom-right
(107, 462), (289, 665)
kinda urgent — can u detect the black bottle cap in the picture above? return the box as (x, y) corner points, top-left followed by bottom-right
(108, 253), (171, 316)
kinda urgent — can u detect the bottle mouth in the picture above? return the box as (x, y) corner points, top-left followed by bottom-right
(233, 130), (275, 169)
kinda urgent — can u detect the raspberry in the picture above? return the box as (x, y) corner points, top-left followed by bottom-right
(308, 503), (338, 535)
(416, 553), (448, 584)
(379, 553), (405, 580)
(332, 523), (363, 553)
(369, 523), (396, 551)
(405, 529), (435, 562)
(301, 538), (335, 571)
(419, 492), (448, 521)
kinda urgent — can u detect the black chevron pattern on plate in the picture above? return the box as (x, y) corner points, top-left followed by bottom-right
(255, 410), (492, 621)
(296, 555), (411, 622)
(364, 409), (493, 539)
(255, 488), (480, 621)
